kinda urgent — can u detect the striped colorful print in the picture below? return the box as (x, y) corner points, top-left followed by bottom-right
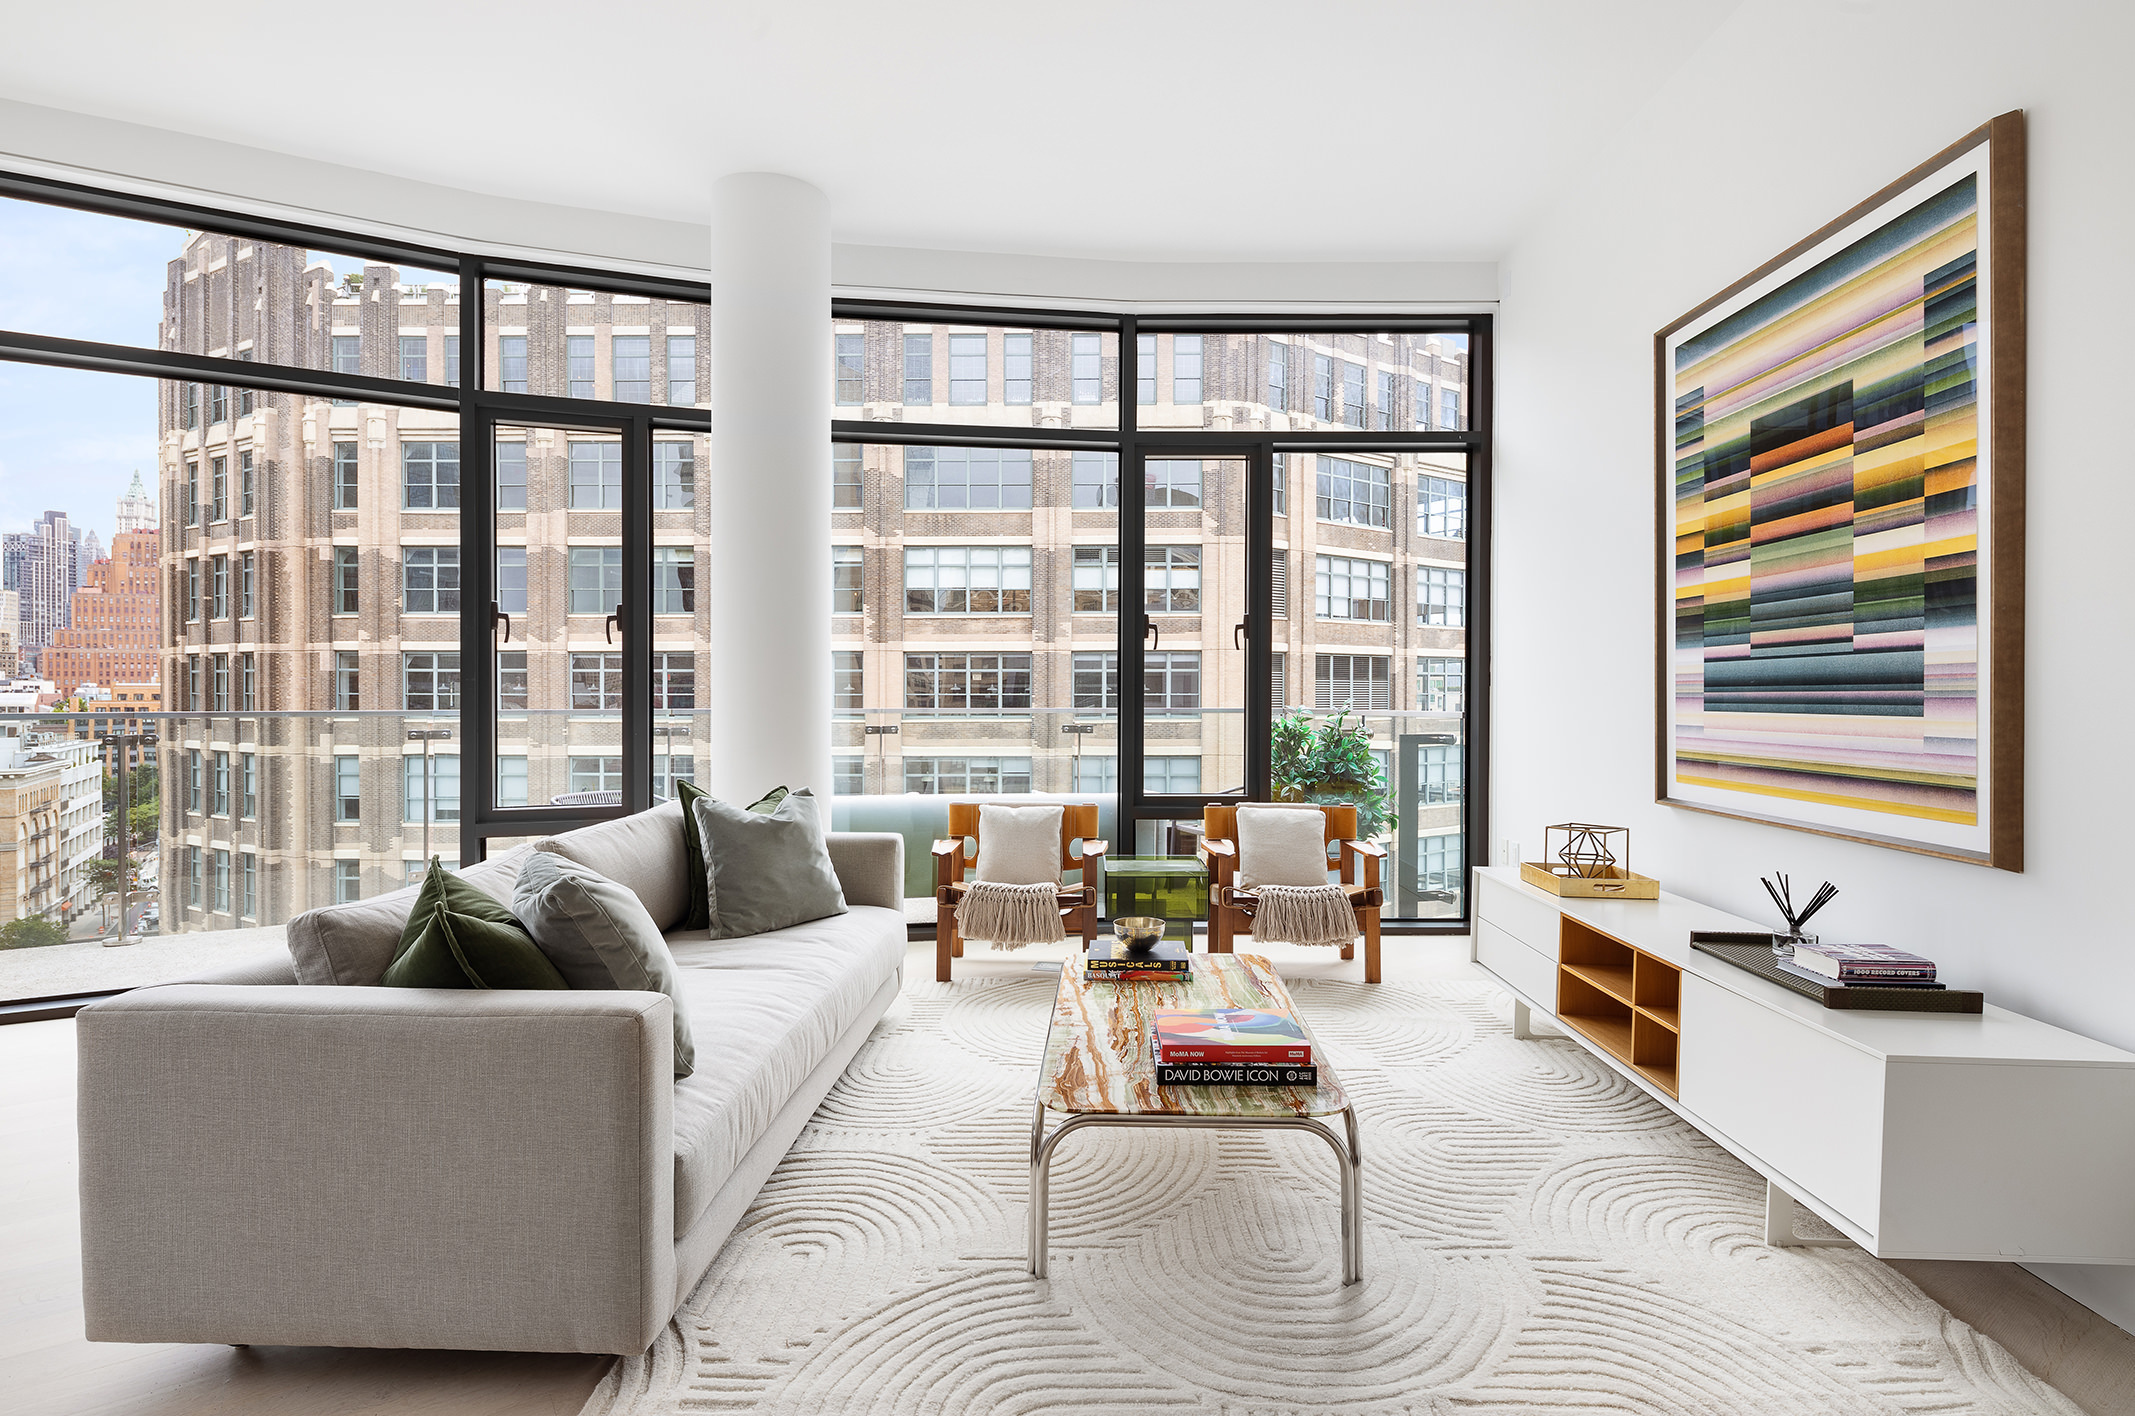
(1673, 175), (1980, 825)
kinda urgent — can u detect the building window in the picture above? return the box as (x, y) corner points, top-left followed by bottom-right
(1071, 333), (1102, 404)
(333, 442), (359, 510)
(210, 455), (227, 522)
(570, 653), (623, 711)
(187, 750), (203, 814)
(239, 652), (256, 711)
(905, 758), (1032, 794)
(1071, 451), (1118, 509)
(241, 752), (258, 818)
(332, 334), (361, 378)
(833, 443), (862, 510)
(1173, 334), (1203, 405)
(497, 548), (527, 614)
(903, 333), (931, 404)
(833, 650), (863, 712)
(210, 751), (230, 816)
(185, 460), (199, 524)
(334, 651), (359, 710)
(210, 653), (230, 712)
(210, 384), (228, 425)
(1071, 755), (1117, 793)
(655, 442), (695, 509)
(499, 335), (528, 394)
(334, 755), (360, 821)
(1419, 476), (1467, 540)
(181, 383), (198, 430)
(496, 440), (527, 511)
(403, 652), (461, 711)
(1418, 832), (1464, 895)
(334, 547), (359, 614)
(240, 852), (258, 918)
(1313, 354), (1333, 421)
(569, 441), (621, 508)
(1377, 370), (1396, 430)
(239, 550), (255, 619)
(1442, 387), (1461, 429)
(186, 654), (201, 710)
(903, 653), (1033, 711)
(834, 332), (864, 405)
(1146, 459), (1202, 508)
(654, 744), (695, 802)
(567, 334), (595, 398)
(903, 546), (1032, 614)
(1145, 651), (1202, 713)
(1316, 456), (1391, 527)
(904, 446), (1032, 510)
(1273, 452), (1286, 516)
(402, 547), (460, 614)
(653, 547), (695, 614)
(1419, 744), (1465, 805)
(652, 651), (694, 710)
(1272, 651), (1287, 709)
(569, 547), (622, 615)
(833, 546), (863, 614)
(400, 335), (427, 382)
(497, 756), (528, 806)
(1268, 342), (1289, 412)
(402, 441), (460, 510)
(1144, 545), (1201, 613)
(1341, 360), (1366, 428)
(1144, 756), (1201, 795)
(1316, 653), (1392, 710)
(570, 757), (623, 794)
(1071, 651), (1117, 711)
(498, 651), (528, 711)
(1137, 333), (1156, 405)
(238, 449), (254, 517)
(444, 334), (460, 388)
(1317, 555), (1391, 622)
(333, 859), (362, 903)
(834, 756), (864, 796)
(613, 335), (651, 402)
(947, 333), (986, 405)
(209, 849), (230, 912)
(1072, 545), (1118, 612)
(404, 753), (462, 823)
(209, 555), (229, 619)
(1004, 332), (1032, 405)
(1415, 381), (1434, 429)
(1418, 566), (1467, 627)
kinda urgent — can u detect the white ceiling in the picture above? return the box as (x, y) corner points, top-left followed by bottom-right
(3, 0), (1743, 263)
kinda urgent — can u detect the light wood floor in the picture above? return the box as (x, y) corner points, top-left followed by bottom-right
(4, 937), (2130, 1415)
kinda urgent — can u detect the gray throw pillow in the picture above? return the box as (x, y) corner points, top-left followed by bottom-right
(513, 850), (695, 1078)
(690, 788), (848, 940)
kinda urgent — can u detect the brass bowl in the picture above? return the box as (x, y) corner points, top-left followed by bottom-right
(1111, 916), (1167, 950)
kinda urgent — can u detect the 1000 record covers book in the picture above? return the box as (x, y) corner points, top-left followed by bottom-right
(1154, 1005), (1312, 1064)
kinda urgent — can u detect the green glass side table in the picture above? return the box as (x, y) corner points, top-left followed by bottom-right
(1100, 856), (1209, 947)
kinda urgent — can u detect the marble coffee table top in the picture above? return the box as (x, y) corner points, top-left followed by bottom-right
(1037, 952), (1348, 1118)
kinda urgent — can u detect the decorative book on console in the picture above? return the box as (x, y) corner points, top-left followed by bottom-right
(1788, 940), (1937, 981)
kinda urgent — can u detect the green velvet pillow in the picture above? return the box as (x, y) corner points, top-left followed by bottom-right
(382, 857), (567, 990)
(676, 783), (789, 930)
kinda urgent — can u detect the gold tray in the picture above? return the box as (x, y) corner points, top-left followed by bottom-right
(1520, 861), (1660, 899)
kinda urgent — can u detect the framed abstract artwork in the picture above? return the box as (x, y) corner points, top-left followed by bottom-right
(1656, 112), (2026, 869)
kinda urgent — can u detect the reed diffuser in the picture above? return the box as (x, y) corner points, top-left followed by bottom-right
(1761, 874), (1838, 959)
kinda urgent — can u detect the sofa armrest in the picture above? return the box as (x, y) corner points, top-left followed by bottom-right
(76, 984), (675, 1354)
(173, 952), (299, 987)
(827, 831), (905, 911)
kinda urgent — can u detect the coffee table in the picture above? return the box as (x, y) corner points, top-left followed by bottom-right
(1029, 952), (1363, 1285)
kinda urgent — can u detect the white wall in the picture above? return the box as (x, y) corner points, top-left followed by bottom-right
(1496, 0), (2135, 1327)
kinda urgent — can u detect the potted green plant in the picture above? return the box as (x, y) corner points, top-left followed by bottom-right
(1269, 710), (1397, 838)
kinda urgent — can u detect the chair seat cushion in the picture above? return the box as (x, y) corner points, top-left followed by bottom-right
(664, 904), (906, 1236)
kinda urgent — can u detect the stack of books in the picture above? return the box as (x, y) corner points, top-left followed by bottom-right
(1152, 1005), (1318, 1086)
(1084, 938), (1192, 981)
(1783, 939), (1942, 989)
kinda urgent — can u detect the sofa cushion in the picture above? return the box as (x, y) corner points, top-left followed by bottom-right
(381, 857), (564, 991)
(676, 784), (788, 930)
(690, 790), (847, 940)
(534, 801), (691, 931)
(287, 846), (529, 986)
(665, 904), (905, 1236)
(515, 850), (695, 1077)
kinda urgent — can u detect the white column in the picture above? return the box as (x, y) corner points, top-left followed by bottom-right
(704, 173), (831, 805)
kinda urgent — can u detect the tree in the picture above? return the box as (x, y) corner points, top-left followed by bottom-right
(81, 857), (128, 932)
(0, 918), (68, 950)
(1269, 709), (1398, 838)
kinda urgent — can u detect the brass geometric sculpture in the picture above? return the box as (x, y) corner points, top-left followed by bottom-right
(1543, 823), (1631, 881)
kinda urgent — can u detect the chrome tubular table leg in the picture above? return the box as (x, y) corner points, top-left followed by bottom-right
(1341, 1105), (1364, 1284)
(1028, 1100), (1048, 1276)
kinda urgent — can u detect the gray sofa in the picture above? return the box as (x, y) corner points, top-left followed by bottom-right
(74, 803), (906, 1356)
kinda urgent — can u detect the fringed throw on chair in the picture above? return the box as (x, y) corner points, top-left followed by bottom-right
(1251, 883), (1358, 949)
(955, 880), (1066, 948)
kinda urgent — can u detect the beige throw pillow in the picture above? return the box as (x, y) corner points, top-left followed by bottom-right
(1236, 806), (1331, 889)
(974, 803), (1064, 884)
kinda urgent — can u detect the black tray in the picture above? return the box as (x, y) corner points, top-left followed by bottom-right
(1690, 938), (1983, 1013)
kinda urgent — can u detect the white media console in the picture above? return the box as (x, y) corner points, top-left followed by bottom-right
(1472, 865), (2135, 1262)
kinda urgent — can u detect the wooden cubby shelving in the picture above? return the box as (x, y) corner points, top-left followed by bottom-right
(1557, 917), (1680, 1097)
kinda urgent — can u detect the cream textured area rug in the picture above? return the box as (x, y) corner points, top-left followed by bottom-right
(584, 973), (2078, 1416)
